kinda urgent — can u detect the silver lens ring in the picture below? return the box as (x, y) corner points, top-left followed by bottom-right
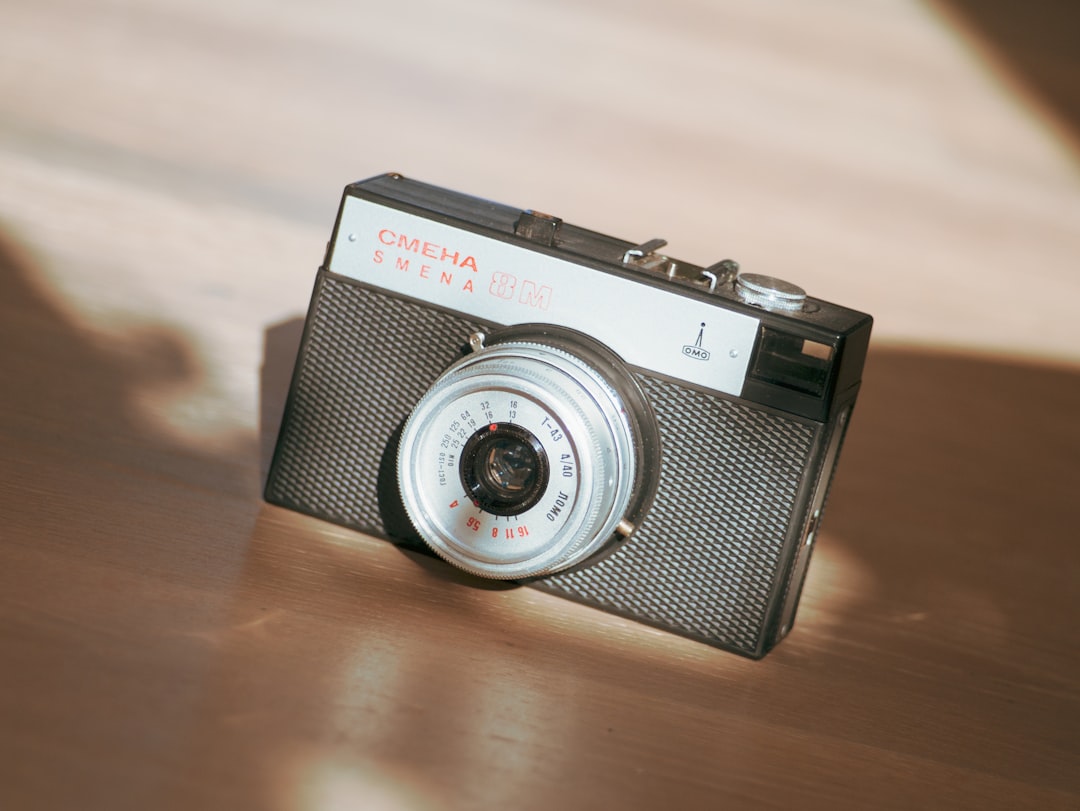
(397, 340), (638, 579)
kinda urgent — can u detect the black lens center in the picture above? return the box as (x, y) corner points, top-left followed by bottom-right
(480, 437), (537, 495)
(460, 423), (549, 516)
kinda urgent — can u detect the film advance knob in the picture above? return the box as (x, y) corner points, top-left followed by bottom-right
(735, 273), (807, 312)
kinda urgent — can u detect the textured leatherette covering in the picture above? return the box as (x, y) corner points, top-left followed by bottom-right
(266, 273), (827, 657)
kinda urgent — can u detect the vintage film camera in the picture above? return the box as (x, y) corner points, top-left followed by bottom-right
(265, 173), (872, 658)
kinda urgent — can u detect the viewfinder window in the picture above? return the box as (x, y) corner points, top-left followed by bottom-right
(750, 328), (835, 397)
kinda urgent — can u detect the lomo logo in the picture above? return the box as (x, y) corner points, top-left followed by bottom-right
(682, 322), (711, 361)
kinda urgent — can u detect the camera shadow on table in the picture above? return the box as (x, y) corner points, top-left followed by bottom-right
(4, 224), (1075, 808)
(250, 312), (1080, 804)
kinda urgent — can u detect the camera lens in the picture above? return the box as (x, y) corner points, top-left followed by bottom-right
(461, 423), (549, 516)
(397, 330), (657, 580)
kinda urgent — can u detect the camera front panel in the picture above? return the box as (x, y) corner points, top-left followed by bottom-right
(266, 274), (830, 657)
(267, 174), (870, 658)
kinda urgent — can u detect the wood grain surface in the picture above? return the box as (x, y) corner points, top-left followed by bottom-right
(1, 1), (1078, 809)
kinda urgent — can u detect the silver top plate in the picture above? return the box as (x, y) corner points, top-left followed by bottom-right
(329, 196), (759, 397)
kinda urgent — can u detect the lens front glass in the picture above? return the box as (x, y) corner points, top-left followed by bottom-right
(461, 423), (548, 516)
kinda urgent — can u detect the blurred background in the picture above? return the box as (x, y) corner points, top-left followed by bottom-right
(1, 1), (1078, 809)
(3, 1), (1078, 437)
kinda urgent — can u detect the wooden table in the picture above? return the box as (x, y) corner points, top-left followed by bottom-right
(2, 1), (1078, 808)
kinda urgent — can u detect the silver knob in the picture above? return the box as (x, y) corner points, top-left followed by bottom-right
(735, 273), (806, 312)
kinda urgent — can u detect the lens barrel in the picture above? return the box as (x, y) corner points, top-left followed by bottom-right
(397, 327), (658, 580)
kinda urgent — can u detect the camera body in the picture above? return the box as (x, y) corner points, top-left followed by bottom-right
(265, 173), (872, 658)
